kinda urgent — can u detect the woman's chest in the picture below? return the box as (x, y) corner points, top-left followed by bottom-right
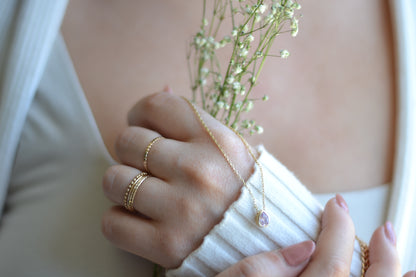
(62, 0), (395, 193)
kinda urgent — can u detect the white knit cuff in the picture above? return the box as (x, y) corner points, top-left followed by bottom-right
(167, 145), (364, 277)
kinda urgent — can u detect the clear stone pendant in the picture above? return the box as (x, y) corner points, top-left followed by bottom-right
(256, 210), (269, 227)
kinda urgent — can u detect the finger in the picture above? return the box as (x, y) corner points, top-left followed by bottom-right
(216, 241), (315, 277)
(365, 222), (400, 277)
(301, 195), (355, 277)
(102, 206), (181, 268)
(127, 92), (230, 141)
(115, 126), (184, 179)
(102, 165), (171, 220)
(404, 271), (416, 277)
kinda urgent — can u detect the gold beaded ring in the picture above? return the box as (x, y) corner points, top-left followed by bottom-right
(143, 136), (163, 173)
(124, 172), (149, 212)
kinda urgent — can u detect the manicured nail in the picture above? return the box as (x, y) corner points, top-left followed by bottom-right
(384, 221), (396, 245)
(280, 240), (315, 267)
(163, 85), (173, 93)
(335, 194), (349, 213)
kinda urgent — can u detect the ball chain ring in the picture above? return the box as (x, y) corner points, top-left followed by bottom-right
(143, 136), (163, 173)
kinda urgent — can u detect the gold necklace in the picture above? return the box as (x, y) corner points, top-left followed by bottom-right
(183, 97), (269, 227)
(184, 98), (369, 275)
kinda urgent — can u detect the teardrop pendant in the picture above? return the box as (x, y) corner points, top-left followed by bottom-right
(256, 210), (269, 227)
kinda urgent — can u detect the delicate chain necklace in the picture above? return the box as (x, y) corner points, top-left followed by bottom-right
(183, 97), (269, 227)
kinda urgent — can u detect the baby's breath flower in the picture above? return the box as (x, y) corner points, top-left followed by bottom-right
(232, 81), (241, 91)
(255, 51), (263, 58)
(199, 78), (207, 86)
(200, 67), (209, 76)
(280, 49), (290, 58)
(258, 4), (267, 14)
(254, 125), (264, 134)
(291, 18), (299, 37)
(234, 65), (243, 75)
(241, 119), (251, 128)
(284, 8), (294, 18)
(239, 48), (249, 57)
(188, 0), (302, 137)
(215, 101), (225, 109)
(245, 101), (254, 111)
(240, 85), (246, 95)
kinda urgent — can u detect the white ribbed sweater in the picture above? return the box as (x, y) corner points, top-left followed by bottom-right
(166, 146), (363, 276)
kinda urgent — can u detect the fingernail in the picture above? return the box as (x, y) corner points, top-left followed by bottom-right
(335, 194), (349, 213)
(384, 221), (396, 245)
(280, 240), (315, 267)
(163, 85), (173, 93)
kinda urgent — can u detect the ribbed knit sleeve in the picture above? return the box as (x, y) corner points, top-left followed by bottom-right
(167, 146), (364, 277)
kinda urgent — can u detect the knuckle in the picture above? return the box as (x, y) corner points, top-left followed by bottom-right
(101, 209), (116, 241)
(157, 229), (187, 268)
(102, 166), (120, 194)
(140, 92), (167, 114)
(176, 153), (213, 184)
(115, 128), (137, 155)
(236, 256), (264, 277)
(215, 127), (241, 151)
(326, 259), (350, 277)
(174, 195), (201, 222)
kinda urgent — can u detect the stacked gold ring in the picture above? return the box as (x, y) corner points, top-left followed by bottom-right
(143, 136), (163, 172)
(124, 172), (149, 212)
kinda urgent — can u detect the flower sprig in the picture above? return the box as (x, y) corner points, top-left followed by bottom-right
(188, 0), (301, 136)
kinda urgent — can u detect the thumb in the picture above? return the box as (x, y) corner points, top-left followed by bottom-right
(216, 240), (315, 277)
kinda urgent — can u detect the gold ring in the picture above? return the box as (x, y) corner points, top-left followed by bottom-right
(124, 172), (149, 212)
(143, 136), (163, 172)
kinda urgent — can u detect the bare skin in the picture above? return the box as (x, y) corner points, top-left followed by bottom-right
(61, 0), (395, 194)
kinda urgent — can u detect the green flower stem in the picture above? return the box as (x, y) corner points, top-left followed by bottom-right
(188, 0), (301, 135)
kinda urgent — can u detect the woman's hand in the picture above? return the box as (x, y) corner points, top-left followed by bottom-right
(101, 91), (254, 268)
(218, 195), (415, 277)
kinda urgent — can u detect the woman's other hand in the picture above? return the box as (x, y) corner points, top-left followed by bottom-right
(218, 195), (414, 277)
(215, 241), (315, 277)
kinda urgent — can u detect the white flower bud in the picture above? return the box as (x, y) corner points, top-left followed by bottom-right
(280, 49), (290, 58)
(245, 101), (254, 111)
(259, 4), (267, 14)
(239, 48), (249, 57)
(232, 82), (241, 91)
(234, 65), (243, 74)
(255, 125), (264, 134)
